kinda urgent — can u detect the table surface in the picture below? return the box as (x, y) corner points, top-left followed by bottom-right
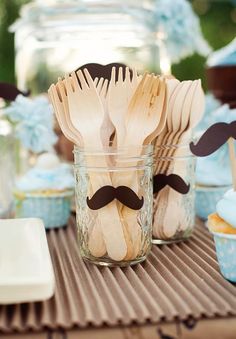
(0, 217), (236, 338)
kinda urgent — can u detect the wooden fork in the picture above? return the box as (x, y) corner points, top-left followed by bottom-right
(65, 69), (127, 261)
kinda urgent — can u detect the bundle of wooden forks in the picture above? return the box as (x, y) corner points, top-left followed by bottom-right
(48, 66), (205, 259)
(48, 67), (166, 261)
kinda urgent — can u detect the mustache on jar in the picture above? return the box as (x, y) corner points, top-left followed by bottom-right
(190, 121), (236, 157)
(153, 174), (190, 195)
(86, 186), (144, 210)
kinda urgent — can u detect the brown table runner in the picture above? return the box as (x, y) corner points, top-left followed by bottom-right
(0, 217), (236, 334)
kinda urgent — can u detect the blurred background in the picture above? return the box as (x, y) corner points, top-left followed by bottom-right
(0, 0), (235, 220)
(0, 0), (235, 91)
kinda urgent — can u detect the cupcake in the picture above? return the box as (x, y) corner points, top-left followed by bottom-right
(14, 153), (74, 229)
(208, 189), (236, 282)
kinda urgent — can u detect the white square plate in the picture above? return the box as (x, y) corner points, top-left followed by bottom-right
(0, 218), (55, 304)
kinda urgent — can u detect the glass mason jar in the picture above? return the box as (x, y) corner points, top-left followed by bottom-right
(11, 0), (166, 94)
(73, 145), (153, 266)
(0, 120), (15, 218)
(152, 143), (195, 244)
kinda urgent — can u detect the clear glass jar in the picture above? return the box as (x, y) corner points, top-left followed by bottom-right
(152, 143), (195, 244)
(74, 145), (153, 266)
(0, 120), (15, 218)
(11, 0), (163, 94)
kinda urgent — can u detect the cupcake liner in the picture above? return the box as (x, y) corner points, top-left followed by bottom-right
(212, 231), (236, 283)
(14, 191), (74, 229)
(195, 185), (230, 220)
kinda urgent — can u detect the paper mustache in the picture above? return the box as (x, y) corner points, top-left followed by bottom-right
(190, 121), (236, 157)
(87, 186), (144, 210)
(153, 174), (190, 195)
(0, 82), (29, 101)
(76, 62), (132, 82)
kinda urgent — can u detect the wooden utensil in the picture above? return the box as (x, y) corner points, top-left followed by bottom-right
(50, 78), (107, 257)
(48, 84), (80, 145)
(118, 75), (166, 258)
(65, 69), (127, 261)
(108, 66), (140, 146)
(153, 79), (180, 175)
(152, 81), (193, 239)
(56, 78), (83, 145)
(144, 75), (168, 145)
(97, 78), (115, 148)
(162, 80), (205, 237)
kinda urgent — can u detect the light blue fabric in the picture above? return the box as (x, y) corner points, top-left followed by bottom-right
(129, 0), (211, 63)
(4, 95), (57, 153)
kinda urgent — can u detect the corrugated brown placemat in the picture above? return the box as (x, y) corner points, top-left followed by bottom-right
(0, 217), (236, 334)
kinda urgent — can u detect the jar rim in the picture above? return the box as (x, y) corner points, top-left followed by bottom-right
(73, 144), (153, 156)
(154, 141), (192, 150)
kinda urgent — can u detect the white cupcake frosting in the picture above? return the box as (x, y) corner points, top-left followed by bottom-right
(216, 189), (236, 228)
(16, 153), (74, 192)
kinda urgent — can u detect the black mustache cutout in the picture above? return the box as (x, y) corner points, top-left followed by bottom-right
(87, 186), (144, 210)
(76, 62), (133, 82)
(153, 174), (190, 195)
(190, 121), (236, 157)
(0, 82), (30, 101)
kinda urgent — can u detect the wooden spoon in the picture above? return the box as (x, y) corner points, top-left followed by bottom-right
(152, 81), (192, 239)
(162, 80), (204, 237)
(161, 81), (197, 238)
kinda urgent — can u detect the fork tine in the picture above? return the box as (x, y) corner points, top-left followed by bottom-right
(65, 73), (73, 94)
(118, 67), (123, 83)
(97, 77), (104, 93)
(136, 72), (148, 93)
(57, 79), (66, 101)
(83, 68), (95, 89)
(71, 71), (81, 91)
(151, 78), (160, 96)
(110, 67), (116, 86)
(56, 86), (62, 102)
(144, 74), (154, 94)
(100, 78), (108, 97)
(150, 78), (159, 105)
(49, 86), (63, 121)
(158, 80), (166, 103)
(131, 68), (138, 85)
(77, 69), (89, 90)
(125, 67), (131, 84)
(58, 77), (67, 96)
(133, 73), (148, 98)
(94, 77), (99, 87)
(128, 74), (147, 111)
(48, 85), (56, 106)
